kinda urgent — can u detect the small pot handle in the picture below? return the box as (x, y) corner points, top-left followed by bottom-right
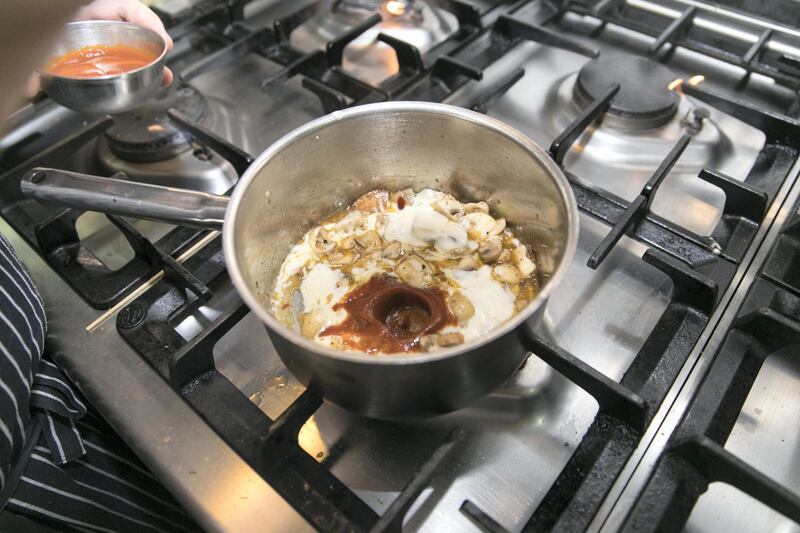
(20, 168), (228, 230)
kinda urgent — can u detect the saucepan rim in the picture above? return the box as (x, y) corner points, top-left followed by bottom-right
(223, 101), (579, 365)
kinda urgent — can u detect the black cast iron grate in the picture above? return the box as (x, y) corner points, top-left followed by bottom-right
(6, 0), (800, 530)
(0, 114), (216, 309)
(110, 1), (767, 530)
(620, 275), (800, 532)
(111, 0), (800, 530)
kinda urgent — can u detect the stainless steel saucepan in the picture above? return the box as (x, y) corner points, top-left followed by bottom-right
(21, 102), (578, 418)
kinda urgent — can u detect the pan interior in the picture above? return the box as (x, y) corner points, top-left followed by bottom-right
(230, 106), (573, 339)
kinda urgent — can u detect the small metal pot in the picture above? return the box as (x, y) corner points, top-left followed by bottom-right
(40, 21), (168, 114)
(21, 102), (578, 418)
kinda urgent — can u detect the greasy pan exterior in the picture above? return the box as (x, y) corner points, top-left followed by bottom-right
(224, 102), (578, 418)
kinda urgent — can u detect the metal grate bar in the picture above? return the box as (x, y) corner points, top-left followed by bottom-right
(168, 109), (254, 176)
(648, 6), (697, 54)
(549, 83), (619, 166)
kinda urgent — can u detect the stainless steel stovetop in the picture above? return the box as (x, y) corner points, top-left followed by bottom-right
(2, 1), (800, 532)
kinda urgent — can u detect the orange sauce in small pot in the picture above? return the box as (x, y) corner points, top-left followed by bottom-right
(45, 45), (158, 78)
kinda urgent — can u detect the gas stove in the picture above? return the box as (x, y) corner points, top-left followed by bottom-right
(2, 1), (800, 531)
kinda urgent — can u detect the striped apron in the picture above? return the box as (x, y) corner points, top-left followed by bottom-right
(0, 234), (198, 532)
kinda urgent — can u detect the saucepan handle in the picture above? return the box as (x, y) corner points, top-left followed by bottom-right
(20, 167), (228, 230)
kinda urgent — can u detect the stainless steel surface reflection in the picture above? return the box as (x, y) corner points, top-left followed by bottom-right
(685, 347), (800, 533)
(0, 219), (312, 533)
(290, 1), (457, 86)
(75, 213), (174, 271)
(190, 54), (324, 155)
(213, 212), (669, 530)
(483, 42), (764, 237)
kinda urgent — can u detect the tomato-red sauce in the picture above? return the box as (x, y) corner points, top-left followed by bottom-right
(45, 45), (158, 78)
(320, 274), (455, 353)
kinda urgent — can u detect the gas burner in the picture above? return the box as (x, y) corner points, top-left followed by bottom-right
(292, 0), (456, 84)
(574, 56), (679, 130)
(103, 84), (208, 163)
(94, 83), (236, 195)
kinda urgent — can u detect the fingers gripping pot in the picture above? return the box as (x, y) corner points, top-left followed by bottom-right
(21, 102), (578, 418)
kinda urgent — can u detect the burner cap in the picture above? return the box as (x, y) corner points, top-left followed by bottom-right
(574, 56), (679, 128)
(104, 85), (207, 163)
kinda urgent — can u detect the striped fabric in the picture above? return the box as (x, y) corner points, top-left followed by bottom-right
(0, 234), (198, 531)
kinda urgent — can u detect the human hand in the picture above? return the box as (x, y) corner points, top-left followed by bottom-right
(27, 0), (173, 96)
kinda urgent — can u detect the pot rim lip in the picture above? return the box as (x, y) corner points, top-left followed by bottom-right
(223, 101), (579, 365)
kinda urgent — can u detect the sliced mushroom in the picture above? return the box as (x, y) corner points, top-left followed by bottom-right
(464, 201), (489, 214)
(448, 293), (475, 323)
(353, 189), (389, 213)
(432, 196), (465, 220)
(382, 241), (402, 259)
(478, 237), (503, 263)
(375, 214), (389, 235)
(492, 263), (522, 284)
(496, 249), (512, 264)
(489, 218), (507, 236)
(437, 332), (465, 347)
(310, 227), (335, 254)
(339, 236), (356, 250)
(513, 245), (536, 277)
(462, 212), (497, 240)
(355, 230), (382, 253)
(396, 254), (434, 287)
(300, 312), (324, 338)
(456, 255), (481, 271)
(335, 212), (365, 232)
(419, 334), (438, 352)
(328, 250), (356, 266)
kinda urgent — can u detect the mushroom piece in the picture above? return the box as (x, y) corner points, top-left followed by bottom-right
(496, 249), (512, 264)
(492, 263), (523, 284)
(382, 241), (402, 259)
(513, 245), (536, 277)
(432, 196), (465, 220)
(300, 312), (324, 338)
(396, 254), (434, 287)
(354, 189), (389, 213)
(328, 250), (356, 266)
(375, 214), (389, 235)
(355, 230), (382, 253)
(478, 237), (503, 263)
(456, 255), (481, 271)
(464, 201), (490, 214)
(335, 212), (365, 232)
(448, 293), (475, 323)
(310, 227), (335, 254)
(462, 212), (498, 240)
(437, 332), (465, 347)
(489, 218), (507, 236)
(419, 334), (438, 352)
(339, 236), (356, 250)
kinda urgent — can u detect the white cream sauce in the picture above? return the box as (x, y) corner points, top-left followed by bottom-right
(445, 266), (515, 339)
(272, 188), (531, 352)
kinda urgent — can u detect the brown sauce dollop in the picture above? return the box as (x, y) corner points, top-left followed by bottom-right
(320, 274), (454, 353)
(45, 45), (158, 78)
